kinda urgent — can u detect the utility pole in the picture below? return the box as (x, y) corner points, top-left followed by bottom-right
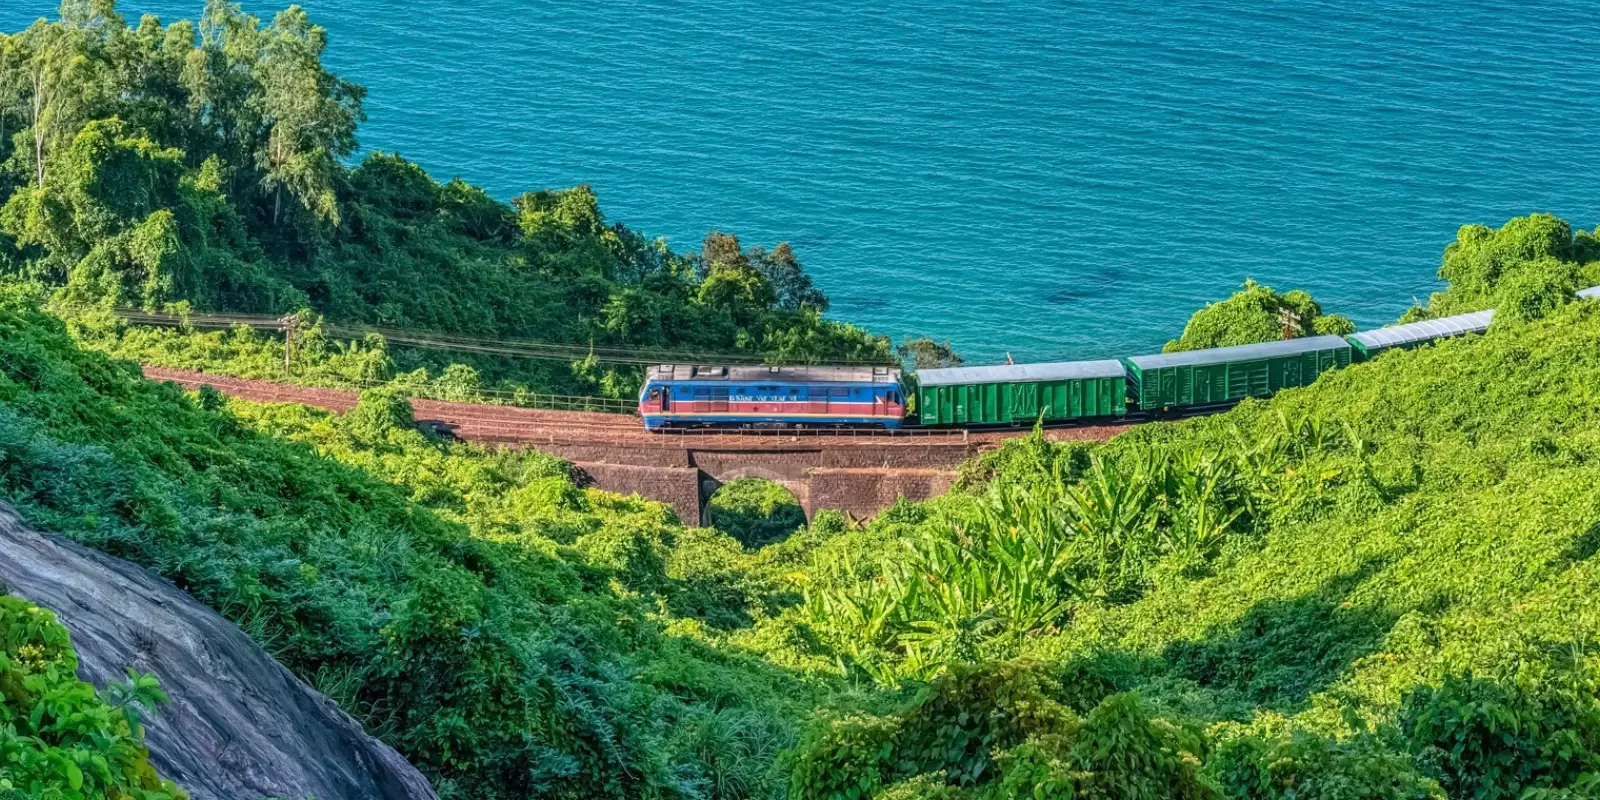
(280, 315), (295, 375)
(1278, 309), (1303, 340)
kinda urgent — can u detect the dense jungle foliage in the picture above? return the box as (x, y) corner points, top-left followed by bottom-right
(0, 594), (182, 800)
(0, 1), (891, 402)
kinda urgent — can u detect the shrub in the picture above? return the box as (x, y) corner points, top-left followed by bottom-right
(789, 662), (1211, 800)
(1399, 673), (1600, 799)
(1164, 280), (1349, 353)
(1419, 213), (1600, 318)
(0, 595), (184, 800)
(342, 388), (417, 442)
(576, 524), (670, 593)
(1491, 256), (1578, 325)
(1207, 718), (1442, 799)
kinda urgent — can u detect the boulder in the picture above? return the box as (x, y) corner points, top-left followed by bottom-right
(0, 503), (438, 800)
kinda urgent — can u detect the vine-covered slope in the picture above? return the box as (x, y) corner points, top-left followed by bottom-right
(0, 295), (845, 799)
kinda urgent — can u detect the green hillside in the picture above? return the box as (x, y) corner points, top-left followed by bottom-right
(0, 293), (856, 799)
(6, 217), (1600, 799)
(777, 253), (1600, 797)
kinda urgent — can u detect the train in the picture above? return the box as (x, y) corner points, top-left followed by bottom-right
(638, 288), (1599, 432)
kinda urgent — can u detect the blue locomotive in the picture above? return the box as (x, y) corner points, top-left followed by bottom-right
(638, 364), (905, 431)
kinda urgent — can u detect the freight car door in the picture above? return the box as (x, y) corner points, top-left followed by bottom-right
(1011, 383), (1039, 421)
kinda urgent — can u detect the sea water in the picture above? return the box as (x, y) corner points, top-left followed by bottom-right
(5, 0), (1598, 363)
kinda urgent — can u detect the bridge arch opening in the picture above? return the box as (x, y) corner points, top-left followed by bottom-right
(703, 476), (808, 548)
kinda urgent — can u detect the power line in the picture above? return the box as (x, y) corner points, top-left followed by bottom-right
(108, 308), (897, 367)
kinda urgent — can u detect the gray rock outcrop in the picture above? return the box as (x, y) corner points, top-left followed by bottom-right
(0, 502), (439, 800)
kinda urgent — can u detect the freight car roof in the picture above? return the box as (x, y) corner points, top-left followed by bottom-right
(916, 359), (1126, 387)
(1347, 310), (1494, 351)
(648, 364), (901, 383)
(1126, 335), (1352, 371)
(1580, 285), (1600, 300)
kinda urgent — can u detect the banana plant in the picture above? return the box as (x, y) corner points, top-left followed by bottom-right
(1061, 451), (1161, 598)
(1160, 448), (1244, 571)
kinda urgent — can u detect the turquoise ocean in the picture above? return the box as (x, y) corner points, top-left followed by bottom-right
(5, 1), (1599, 363)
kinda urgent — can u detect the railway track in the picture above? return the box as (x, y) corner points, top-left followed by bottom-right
(141, 367), (1127, 449)
(141, 366), (1130, 520)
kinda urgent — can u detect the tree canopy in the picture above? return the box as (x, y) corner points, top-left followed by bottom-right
(1408, 212), (1600, 323)
(0, 2), (890, 400)
(1164, 279), (1354, 353)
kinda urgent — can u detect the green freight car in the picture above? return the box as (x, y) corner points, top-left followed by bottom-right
(1124, 335), (1351, 411)
(913, 360), (1127, 426)
(1344, 310), (1492, 361)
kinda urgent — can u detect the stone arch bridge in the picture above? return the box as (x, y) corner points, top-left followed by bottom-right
(551, 440), (976, 525)
(143, 368), (1120, 524)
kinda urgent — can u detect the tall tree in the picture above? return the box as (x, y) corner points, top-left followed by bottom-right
(700, 230), (746, 272)
(252, 5), (363, 229)
(751, 241), (828, 312)
(0, 36), (27, 171)
(16, 11), (110, 188)
(104, 13), (197, 154)
(183, 0), (265, 195)
(897, 336), (961, 369)
(697, 231), (774, 323)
